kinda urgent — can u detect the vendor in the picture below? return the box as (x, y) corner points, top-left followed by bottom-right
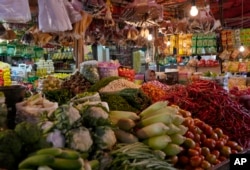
(144, 69), (156, 82)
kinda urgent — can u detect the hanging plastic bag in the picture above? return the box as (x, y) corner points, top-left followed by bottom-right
(0, 0), (31, 23)
(63, 0), (82, 24)
(71, 0), (83, 12)
(38, 0), (72, 32)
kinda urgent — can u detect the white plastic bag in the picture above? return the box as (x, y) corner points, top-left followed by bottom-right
(38, 0), (72, 32)
(0, 0), (31, 23)
(63, 0), (82, 24)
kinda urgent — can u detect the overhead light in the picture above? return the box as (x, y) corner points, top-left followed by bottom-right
(190, 0), (198, 17)
(147, 34), (153, 41)
(239, 43), (245, 52)
(167, 41), (171, 46)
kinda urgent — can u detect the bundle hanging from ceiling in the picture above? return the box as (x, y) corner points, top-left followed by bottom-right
(120, 0), (163, 27)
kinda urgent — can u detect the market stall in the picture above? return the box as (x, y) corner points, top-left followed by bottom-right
(1, 0), (250, 170)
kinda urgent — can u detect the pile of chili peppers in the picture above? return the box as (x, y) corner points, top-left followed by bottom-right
(140, 80), (170, 103)
(166, 79), (250, 148)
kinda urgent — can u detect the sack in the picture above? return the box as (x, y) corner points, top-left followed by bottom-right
(15, 99), (58, 123)
(0, 0), (31, 23)
(38, 0), (72, 32)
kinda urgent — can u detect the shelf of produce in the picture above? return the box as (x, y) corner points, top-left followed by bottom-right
(54, 70), (73, 73)
(196, 66), (221, 74)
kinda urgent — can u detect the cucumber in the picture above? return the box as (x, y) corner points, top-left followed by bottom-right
(36, 148), (62, 157)
(48, 158), (82, 170)
(18, 154), (55, 169)
(57, 149), (80, 160)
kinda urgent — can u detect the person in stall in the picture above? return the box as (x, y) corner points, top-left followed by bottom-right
(144, 69), (157, 82)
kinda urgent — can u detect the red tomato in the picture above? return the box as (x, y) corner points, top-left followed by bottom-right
(201, 160), (212, 170)
(200, 133), (207, 143)
(201, 147), (210, 156)
(211, 150), (220, 158)
(205, 153), (217, 164)
(215, 140), (225, 149)
(185, 131), (195, 139)
(203, 138), (216, 149)
(214, 128), (224, 138)
(188, 148), (200, 156)
(178, 155), (189, 165)
(190, 156), (202, 167)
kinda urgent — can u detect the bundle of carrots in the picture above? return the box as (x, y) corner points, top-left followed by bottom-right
(165, 80), (250, 149)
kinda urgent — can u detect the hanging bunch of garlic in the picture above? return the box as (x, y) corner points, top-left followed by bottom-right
(140, 28), (149, 39)
(127, 26), (139, 40)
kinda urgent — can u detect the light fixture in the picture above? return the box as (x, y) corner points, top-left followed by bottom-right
(239, 0), (245, 53)
(190, 0), (198, 17)
(166, 40), (171, 46)
(147, 34), (153, 41)
(239, 43), (245, 52)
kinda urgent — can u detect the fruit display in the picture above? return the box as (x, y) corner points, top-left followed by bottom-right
(51, 73), (71, 79)
(42, 75), (61, 91)
(61, 71), (92, 95)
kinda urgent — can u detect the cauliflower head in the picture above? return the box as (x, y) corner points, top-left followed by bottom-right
(66, 127), (93, 152)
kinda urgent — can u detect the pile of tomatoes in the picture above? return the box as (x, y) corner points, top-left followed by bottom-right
(118, 67), (135, 82)
(174, 117), (243, 170)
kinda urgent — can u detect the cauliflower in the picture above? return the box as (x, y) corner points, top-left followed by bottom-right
(81, 106), (110, 127)
(93, 126), (117, 150)
(50, 104), (81, 131)
(46, 129), (65, 148)
(66, 127), (93, 152)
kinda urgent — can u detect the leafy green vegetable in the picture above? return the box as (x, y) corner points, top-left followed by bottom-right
(0, 152), (16, 170)
(88, 76), (121, 92)
(100, 93), (138, 112)
(108, 142), (177, 170)
(0, 129), (22, 157)
(43, 89), (73, 105)
(118, 88), (152, 111)
(14, 121), (42, 144)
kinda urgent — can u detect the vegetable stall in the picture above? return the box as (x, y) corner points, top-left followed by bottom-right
(0, 69), (250, 170)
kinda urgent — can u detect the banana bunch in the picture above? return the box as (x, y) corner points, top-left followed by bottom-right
(18, 148), (97, 170)
(109, 111), (139, 144)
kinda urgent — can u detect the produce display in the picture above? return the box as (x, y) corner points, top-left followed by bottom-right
(1, 69), (249, 170)
(165, 79), (250, 148)
(99, 78), (140, 93)
(61, 71), (92, 95)
(140, 80), (170, 102)
(177, 115), (243, 169)
(42, 76), (61, 91)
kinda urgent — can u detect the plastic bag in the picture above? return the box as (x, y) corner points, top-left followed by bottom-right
(63, 0), (82, 24)
(0, 0), (31, 23)
(38, 0), (72, 32)
(80, 60), (100, 84)
(71, 0), (83, 12)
